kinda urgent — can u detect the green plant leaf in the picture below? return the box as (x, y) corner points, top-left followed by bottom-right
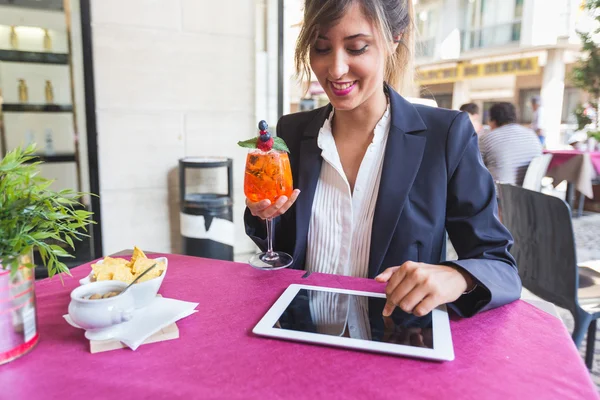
(64, 235), (74, 249)
(237, 138), (258, 149)
(49, 244), (72, 257)
(272, 137), (290, 153)
(31, 232), (54, 240)
(0, 144), (95, 278)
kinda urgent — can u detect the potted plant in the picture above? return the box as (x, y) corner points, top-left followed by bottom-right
(0, 145), (94, 364)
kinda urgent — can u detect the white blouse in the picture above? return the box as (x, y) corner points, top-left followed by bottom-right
(305, 105), (391, 278)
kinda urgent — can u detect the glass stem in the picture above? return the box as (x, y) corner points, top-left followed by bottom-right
(265, 217), (276, 258)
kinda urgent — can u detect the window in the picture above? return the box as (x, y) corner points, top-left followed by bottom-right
(417, 9), (438, 39)
(515, 0), (524, 19)
(519, 88), (582, 124)
(562, 88), (581, 124)
(420, 93), (453, 109)
(416, 7), (438, 58)
(461, 0), (523, 50)
(519, 89), (540, 123)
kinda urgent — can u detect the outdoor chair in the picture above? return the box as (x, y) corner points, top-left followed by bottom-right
(497, 183), (600, 370)
(522, 153), (553, 192)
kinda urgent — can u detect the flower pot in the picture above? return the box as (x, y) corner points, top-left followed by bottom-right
(0, 253), (39, 365)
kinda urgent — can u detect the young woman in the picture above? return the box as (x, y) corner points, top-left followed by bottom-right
(245, 0), (521, 318)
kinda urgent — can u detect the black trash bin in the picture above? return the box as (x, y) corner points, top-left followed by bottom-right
(179, 157), (234, 261)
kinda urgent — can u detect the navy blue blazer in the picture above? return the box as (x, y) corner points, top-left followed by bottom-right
(245, 86), (521, 317)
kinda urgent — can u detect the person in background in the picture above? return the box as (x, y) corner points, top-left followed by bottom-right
(479, 102), (542, 186)
(530, 96), (545, 146)
(459, 103), (483, 135)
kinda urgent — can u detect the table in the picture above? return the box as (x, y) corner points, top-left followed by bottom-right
(2, 253), (598, 399)
(544, 150), (600, 216)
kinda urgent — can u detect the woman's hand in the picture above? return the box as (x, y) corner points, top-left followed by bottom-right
(375, 261), (474, 317)
(246, 189), (301, 220)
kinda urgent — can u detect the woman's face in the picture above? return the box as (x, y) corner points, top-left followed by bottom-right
(309, 2), (390, 112)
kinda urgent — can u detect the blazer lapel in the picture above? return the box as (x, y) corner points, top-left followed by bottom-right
(293, 105), (332, 265)
(368, 88), (428, 278)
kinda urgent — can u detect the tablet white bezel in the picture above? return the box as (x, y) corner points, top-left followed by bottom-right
(253, 284), (454, 361)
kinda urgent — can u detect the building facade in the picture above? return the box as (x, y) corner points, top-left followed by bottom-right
(415, 0), (587, 148)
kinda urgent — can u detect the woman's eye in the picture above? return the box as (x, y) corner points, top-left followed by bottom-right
(348, 45), (368, 55)
(314, 47), (330, 54)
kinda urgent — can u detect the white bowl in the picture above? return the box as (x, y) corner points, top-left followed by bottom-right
(68, 281), (135, 331)
(79, 256), (168, 309)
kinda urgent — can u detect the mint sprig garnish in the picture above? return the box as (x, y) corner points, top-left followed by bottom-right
(237, 138), (258, 149)
(238, 120), (290, 152)
(237, 136), (290, 153)
(272, 137), (289, 152)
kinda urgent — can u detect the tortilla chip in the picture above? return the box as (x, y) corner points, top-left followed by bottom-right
(132, 259), (166, 283)
(135, 266), (164, 283)
(113, 267), (135, 284)
(103, 257), (129, 266)
(88, 248), (164, 284)
(128, 246), (147, 268)
(91, 263), (115, 279)
(96, 271), (114, 281)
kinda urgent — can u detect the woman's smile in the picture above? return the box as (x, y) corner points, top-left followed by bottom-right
(329, 80), (357, 96)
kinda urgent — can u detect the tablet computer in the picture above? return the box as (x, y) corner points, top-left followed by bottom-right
(253, 284), (454, 361)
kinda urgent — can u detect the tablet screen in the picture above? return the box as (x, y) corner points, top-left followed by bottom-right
(274, 289), (433, 349)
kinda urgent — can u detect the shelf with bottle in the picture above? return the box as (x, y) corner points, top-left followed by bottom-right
(17, 127), (75, 164)
(1, 24), (69, 63)
(22, 153), (76, 163)
(2, 103), (73, 113)
(1, 21), (68, 52)
(0, 49), (68, 64)
(2, 77), (72, 112)
(0, 5), (83, 193)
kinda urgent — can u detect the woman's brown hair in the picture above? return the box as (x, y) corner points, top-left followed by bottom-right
(295, 0), (415, 94)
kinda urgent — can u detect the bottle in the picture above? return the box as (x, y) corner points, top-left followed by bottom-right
(45, 80), (54, 104)
(9, 26), (18, 49)
(18, 79), (28, 103)
(43, 29), (52, 51)
(44, 129), (55, 155)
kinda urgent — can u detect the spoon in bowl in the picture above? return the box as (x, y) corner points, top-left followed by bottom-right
(121, 263), (158, 293)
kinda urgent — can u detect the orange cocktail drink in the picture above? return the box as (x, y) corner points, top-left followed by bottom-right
(239, 119), (294, 270)
(244, 150), (293, 203)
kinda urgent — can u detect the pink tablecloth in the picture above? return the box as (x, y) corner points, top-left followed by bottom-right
(546, 150), (600, 175)
(2, 254), (598, 400)
(544, 150), (600, 198)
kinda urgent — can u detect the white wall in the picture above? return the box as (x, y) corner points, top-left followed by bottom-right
(91, 0), (257, 256)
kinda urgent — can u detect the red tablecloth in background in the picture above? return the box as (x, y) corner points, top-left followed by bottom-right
(2, 254), (598, 400)
(546, 150), (600, 175)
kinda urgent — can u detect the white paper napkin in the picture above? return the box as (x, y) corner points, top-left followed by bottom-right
(64, 297), (198, 350)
